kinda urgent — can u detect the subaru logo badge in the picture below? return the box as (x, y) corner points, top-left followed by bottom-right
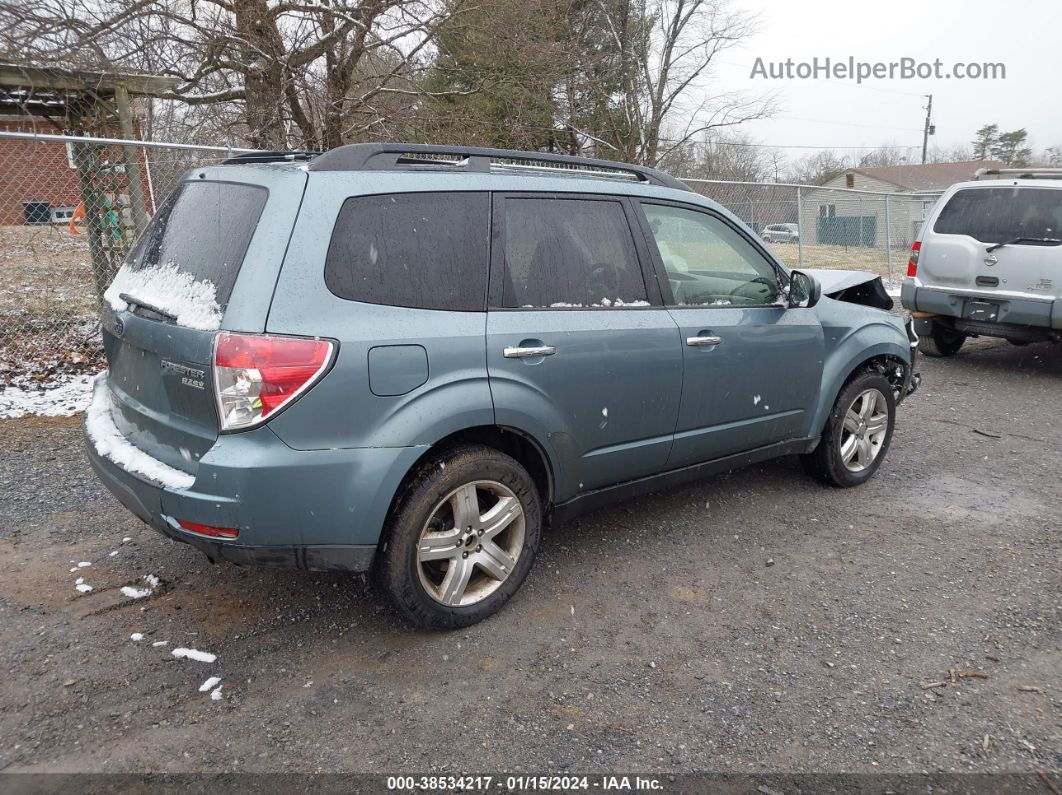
(114, 317), (125, 337)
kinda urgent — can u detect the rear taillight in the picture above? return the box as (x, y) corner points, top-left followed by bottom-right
(906, 241), (921, 277)
(213, 333), (334, 431)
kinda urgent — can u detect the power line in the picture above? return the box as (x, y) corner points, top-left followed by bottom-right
(693, 140), (921, 150)
(779, 115), (923, 133)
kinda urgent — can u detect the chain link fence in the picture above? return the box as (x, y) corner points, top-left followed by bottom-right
(1, 131), (943, 396)
(684, 178), (943, 286)
(0, 131), (255, 394)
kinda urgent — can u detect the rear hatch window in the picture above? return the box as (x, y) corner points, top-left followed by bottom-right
(933, 187), (1062, 245)
(105, 181), (268, 328)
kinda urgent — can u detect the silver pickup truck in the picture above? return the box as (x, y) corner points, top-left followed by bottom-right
(901, 168), (1062, 356)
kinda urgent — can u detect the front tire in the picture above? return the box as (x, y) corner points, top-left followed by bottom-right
(918, 321), (966, 357)
(377, 444), (542, 630)
(802, 370), (896, 488)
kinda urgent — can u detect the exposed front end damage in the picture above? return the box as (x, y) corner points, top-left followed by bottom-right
(807, 268), (894, 310)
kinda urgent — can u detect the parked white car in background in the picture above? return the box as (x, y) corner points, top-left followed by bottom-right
(761, 223), (800, 244)
(901, 168), (1062, 356)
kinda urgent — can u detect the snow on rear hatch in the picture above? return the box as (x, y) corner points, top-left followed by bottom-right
(104, 180), (268, 330)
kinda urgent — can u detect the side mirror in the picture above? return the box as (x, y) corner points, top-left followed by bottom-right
(788, 270), (821, 308)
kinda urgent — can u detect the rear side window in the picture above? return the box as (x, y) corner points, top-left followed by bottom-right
(325, 192), (489, 311)
(501, 198), (647, 308)
(126, 181), (267, 307)
(933, 187), (1062, 244)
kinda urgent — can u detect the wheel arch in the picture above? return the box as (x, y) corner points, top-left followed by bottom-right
(811, 338), (910, 438)
(379, 425), (556, 545)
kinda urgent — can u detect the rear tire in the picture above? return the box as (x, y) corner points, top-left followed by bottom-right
(802, 370), (897, 488)
(376, 444), (541, 630)
(918, 321), (966, 357)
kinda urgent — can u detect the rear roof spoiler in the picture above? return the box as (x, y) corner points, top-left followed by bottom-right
(974, 167), (1062, 180)
(222, 150), (318, 165)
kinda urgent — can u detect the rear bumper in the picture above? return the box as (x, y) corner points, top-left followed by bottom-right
(86, 444), (378, 572)
(902, 281), (1061, 331)
(84, 376), (425, 572)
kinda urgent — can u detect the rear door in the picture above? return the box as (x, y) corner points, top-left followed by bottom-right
(921, 185), (1062, 304)
(486, 194), (682, 501)
(101, 168), (305, 475)
(634, 200), (823, 468)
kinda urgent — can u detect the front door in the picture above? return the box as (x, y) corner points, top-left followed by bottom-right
(486, 194), (683, 501)
(635, 201), (824, 468)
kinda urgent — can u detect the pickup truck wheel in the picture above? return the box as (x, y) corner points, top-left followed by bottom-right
(918, 322), (966, 357)
(802, 371), (896, 488)
(377, 445), (541, 630)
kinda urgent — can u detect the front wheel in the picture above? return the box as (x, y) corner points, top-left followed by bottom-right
(376, 444), (541, 630)
(802, 370), (897, 488)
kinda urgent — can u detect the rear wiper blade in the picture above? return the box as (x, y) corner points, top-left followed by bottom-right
(119, 292), (177, 321)
(985, 237), (1062, 252)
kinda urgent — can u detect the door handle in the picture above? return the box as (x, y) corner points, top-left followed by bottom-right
(686, 335), (723, 347)
(503, 345), (557, 358)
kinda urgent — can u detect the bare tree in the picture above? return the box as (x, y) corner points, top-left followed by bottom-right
(559, 0), (773, 166)
(1, 0), (459, 148)
(783, 149), (850, 185)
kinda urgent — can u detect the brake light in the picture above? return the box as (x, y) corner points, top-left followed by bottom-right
(213, 333), (334, 431)
(178, 519), (239, 539)
(906, 241), (921, 277)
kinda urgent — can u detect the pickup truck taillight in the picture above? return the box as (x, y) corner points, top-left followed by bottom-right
(906, 241), (921, 277)
(214, 333), (334, 431)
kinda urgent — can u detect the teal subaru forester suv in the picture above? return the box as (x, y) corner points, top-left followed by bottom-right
(85, 144), (919, 629)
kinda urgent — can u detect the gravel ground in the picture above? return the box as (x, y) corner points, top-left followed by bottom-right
(0, 336), (1059, 779)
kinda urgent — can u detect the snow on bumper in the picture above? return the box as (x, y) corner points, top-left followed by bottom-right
(84, 374), (195, 491)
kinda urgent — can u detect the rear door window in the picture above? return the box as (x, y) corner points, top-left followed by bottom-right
(125, 181), (267, 308)
(325, 192), (489, 311)
(933, 187), (1062, 244)
(499, 197), (648, 308)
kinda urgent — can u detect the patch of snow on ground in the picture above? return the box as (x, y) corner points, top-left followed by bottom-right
(199, 676), (222, 692)
(130, 633), (144, 641)
(104, 262), (223, 331)
(211, 686), (223, 701)
(172, 647), (217, 664)
(121, 574), (160, 600)
(152, 641), (168, 647)
(85, 375), (195, 490)
(74, 577), (92, 593)
(0, 373), (97, 419)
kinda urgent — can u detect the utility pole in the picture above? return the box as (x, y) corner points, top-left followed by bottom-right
(921, 94), (934, 164)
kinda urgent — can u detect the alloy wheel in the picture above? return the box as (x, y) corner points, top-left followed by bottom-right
(839, 388), (889, 472)
(415, 480), (526, 607)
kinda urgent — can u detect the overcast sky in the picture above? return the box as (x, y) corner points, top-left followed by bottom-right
(707, 0), (1062, 161)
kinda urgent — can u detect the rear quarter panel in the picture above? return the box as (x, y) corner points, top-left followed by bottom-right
(263, 173), (495, 451)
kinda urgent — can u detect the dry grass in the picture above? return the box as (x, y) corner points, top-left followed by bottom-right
(764, 241), (904, 283)
(0, 224), (99, 320)
(0, 225), (103, 388)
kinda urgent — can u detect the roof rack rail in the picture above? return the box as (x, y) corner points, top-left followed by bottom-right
(974, 166), (1062, 180)
(222, 150), (318, 165)
(306, 143), (690, 191)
